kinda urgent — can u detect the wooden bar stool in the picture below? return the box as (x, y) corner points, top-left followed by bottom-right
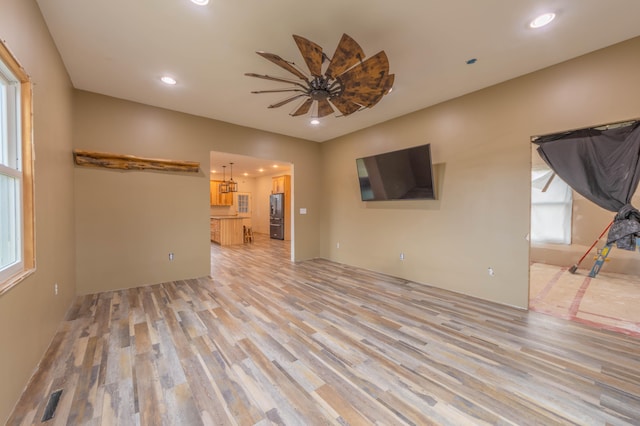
(243, 225), (253, 243)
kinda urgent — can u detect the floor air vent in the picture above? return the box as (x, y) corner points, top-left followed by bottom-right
(41, 389), (63, 422)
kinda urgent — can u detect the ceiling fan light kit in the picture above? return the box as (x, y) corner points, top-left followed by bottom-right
(246, 33), (394, 119)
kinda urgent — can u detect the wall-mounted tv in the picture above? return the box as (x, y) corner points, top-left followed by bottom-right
(356, 143), (435, 201)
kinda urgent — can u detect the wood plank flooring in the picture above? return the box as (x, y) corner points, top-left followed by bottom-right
(8, 233), (640, 425)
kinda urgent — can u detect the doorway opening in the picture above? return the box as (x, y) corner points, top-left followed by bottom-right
(209, 151), (294, 261)
(529, 138), (640, 337)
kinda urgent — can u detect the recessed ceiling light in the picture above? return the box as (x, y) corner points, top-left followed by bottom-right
(530, 12), (556, 29)
(273, 165), (278, 168)
(310, 119), (320, 125)
(190, 0), (209, 5)
(160, 76), (177, 85)
(258, 168), (264, 172)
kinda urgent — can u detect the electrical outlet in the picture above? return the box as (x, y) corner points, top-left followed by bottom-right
(169, 252), (174, 261)
(488, 267), (495, 276)
(54, 283), (58, 296)
(400, 253), (405, 260)
(336, 242), (340, 249)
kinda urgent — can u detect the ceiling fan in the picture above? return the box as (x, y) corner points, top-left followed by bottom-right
(245, 33), (394, 118)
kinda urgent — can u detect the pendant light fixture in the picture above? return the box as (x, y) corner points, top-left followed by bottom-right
(219, 165), (229, 193)
(228, 162), (238, 192)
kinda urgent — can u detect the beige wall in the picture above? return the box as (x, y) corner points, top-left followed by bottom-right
(320, 37), (640, 309)
(73, 91), (321, 294)
(0, 0), (76, 422)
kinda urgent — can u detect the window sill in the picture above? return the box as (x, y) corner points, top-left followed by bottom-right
(0, 267), (36, 297)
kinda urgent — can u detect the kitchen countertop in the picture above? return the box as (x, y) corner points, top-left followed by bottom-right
(210, 216), (244, 220)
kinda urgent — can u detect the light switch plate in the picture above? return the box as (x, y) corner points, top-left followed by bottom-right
(299, 208), (307, 215)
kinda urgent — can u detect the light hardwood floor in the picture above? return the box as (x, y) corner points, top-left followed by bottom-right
(8, 234), (640, 425)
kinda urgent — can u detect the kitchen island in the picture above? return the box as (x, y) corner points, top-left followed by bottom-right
(210, 216), (245, 245)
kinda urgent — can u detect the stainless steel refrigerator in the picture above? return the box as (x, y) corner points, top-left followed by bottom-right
(269, 193), (284, 240)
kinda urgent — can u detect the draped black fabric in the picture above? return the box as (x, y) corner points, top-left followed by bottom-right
(534, 121), (640, 250)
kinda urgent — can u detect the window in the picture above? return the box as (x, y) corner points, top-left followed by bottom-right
(237, 194), (249, 214)
(0, 40), (34, 294)
(531, 167), (572, 244)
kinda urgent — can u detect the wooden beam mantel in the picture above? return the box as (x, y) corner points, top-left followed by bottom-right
(73, 149), (200, 173)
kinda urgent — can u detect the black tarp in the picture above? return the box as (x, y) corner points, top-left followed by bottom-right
(534, 121), (640, 250)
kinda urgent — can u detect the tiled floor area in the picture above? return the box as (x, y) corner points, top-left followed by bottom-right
(529, 262), (640, 337)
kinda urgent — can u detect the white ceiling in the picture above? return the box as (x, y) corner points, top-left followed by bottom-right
(36, 0), (640, 147)
(209, 151), (291, 180)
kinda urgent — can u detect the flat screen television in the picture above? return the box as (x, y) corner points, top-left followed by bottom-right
(356, 143), (435, 201)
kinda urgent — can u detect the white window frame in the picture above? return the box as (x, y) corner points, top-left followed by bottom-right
(1, 66), (22, 280)
(0, 40), (35, 295)
(237, 193), (249, 214)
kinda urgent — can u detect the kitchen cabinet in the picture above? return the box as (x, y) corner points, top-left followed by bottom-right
(271, 175), (290, 195)
(211, 217), (244, 245)
(210, 180), (233, 206)
(210, 218), (220, 243)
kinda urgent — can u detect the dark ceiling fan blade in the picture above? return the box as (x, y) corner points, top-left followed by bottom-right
(244, 73), (308, 89)
(340, 86), (386, 107)
(317, 98), (334, 118)
(341, 73), (395, 107)
(340, 81), (385, 106)
(268, 94), (306, 109)
(340, 91), (379, 108)
(339, 76), (387, 105)
(337, 51), (391, 107)
(256, 51), (309, 81)
(363, 73), (395, 107)
(251, 88), (306, 94)
(338, 50), (389, 83)
(325, 33), (365, 79)
(382, 73), (395, 93)
(293, 35), (323, 77)
(291, 98), (313, 116)
(329, 96), (362, 116)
